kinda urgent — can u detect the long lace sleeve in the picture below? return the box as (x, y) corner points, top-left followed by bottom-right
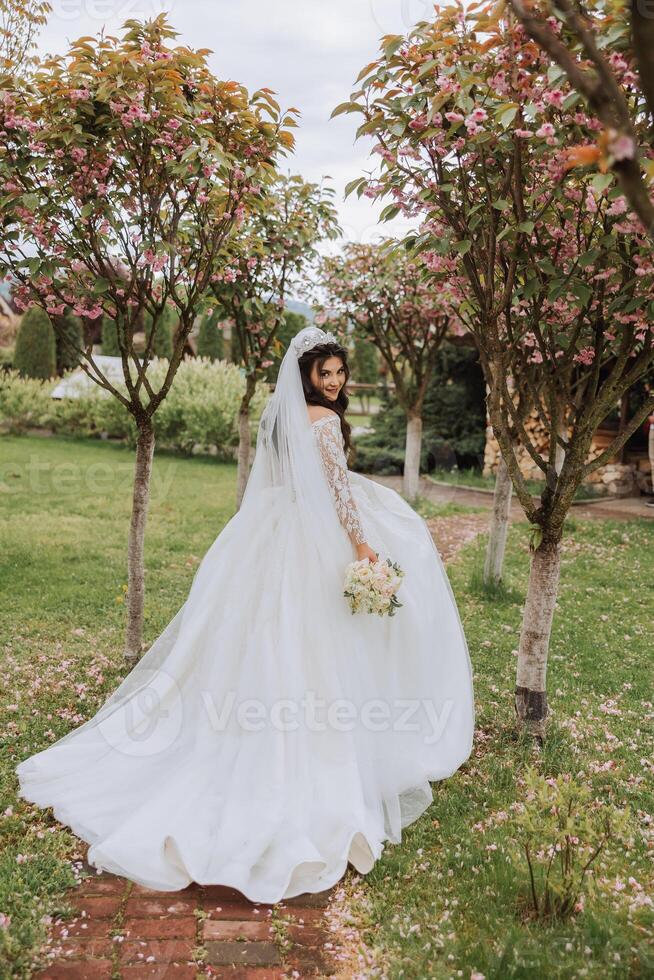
(313, 415), (367, 546)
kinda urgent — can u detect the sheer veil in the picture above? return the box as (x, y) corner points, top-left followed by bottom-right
(241, 324), (346, 540)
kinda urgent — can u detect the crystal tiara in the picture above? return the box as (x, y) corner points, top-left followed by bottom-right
(292, 327), (340, 357)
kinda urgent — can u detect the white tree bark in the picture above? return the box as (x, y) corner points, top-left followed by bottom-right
(236, 406), (252, 510)
(124, 423), (155, 663)
(484, 454), (512, 586)
(236, 375), (257, 509)
(515, 539), (562, 740)
(403, 413), (422, 500)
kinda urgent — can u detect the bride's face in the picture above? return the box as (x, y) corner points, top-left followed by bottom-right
(310, 355), (346, 402)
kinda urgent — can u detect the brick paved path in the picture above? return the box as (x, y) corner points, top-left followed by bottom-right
(36, 861), (334, 979)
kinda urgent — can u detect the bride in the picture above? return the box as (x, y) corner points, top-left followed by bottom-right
(15, 324), (475, 903)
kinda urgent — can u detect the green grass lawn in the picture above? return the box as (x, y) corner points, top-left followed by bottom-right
(1, 435), (653, 978)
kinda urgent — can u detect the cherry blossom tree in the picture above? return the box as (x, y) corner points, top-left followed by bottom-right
(320, 242), (464, 499)
(0, 16), (296, 660)
(0, 0), (51, 76)
(340, 4), (654, 738)
(210, 173), (340, 507)
(505, 0), (654, 240)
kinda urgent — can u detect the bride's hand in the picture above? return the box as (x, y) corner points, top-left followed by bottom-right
(355, 542), (378, 564)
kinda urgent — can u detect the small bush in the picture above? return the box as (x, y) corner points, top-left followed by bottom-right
(0, 370), (54, 433)
(507, 766), (634, 923)
(0, 345), (14, 370)
(100, 314), (120, 356)
(13, 307), (56, 380)
(143, 306), (175, 359)
(52, 312), (84, 375)
(196, 308), (225, 361)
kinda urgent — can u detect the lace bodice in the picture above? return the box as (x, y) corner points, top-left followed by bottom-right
(312, 414), (367, 546)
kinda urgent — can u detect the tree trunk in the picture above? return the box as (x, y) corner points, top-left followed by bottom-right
(236, 375), (257, 509)
(124, 421), (155, 664)
(403, 412), (422, 500)
(515, 537), (562, 741)
(484, 454), (512, 586)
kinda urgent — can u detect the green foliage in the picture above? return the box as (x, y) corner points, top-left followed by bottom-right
(0, 370), (53, 433)
(351, 335), (380, 384)
(100, 314), (120, 356)
(507, 766), (634, 923)
(52, 311), (83, 374)
(265, 310), (307, 382)
(351, 342), (486, 475)
(421, 342), (486, 466)
(12, 306), (56, 380)
(146, 357), (268, 456)
(196, 308), (225, 361)
(0, 345), (14, 369)
(0, 359), (269, 457)
(143, 305), (176, 360)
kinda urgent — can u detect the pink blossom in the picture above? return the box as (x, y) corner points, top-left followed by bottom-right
(409, 114), (428, 132)
(68, 88), (90, 102)
(536, 122), (556, 138)
(607, 196), (628, 216)
(70, 147), (87, 163)
(142, 249), (168, 273)
(609, 132), (635, 161)
(544, 89), (565, 108)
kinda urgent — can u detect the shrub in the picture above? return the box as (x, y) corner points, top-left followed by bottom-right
(0, 345), (14, 370)
(351, 342), (486, 475)
(0, 370), (54, 433)
(13, 307), (56, 380)
(143, 305), (176, 359)
(100, 314), (120, 356)
(145, 357), (268, 457)
(507, 767), (634, 923)
(52, 312), (84, 375)
(196, 308), (225, 361)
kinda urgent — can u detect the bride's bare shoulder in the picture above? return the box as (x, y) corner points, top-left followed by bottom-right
(307, 405), (339, 425)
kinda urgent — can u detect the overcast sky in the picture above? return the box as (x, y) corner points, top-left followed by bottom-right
(36, 0), (435, 245)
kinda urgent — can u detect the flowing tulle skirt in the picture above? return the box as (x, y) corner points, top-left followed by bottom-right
(15, 473), (475, 903)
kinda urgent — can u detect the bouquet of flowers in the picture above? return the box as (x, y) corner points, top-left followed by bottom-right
(343, 556), (405, 617)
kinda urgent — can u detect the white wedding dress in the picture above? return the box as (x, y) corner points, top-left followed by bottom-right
(15, 326), (475, 904)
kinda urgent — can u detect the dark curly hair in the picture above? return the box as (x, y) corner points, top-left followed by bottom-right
(297, 341), (353, 457)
